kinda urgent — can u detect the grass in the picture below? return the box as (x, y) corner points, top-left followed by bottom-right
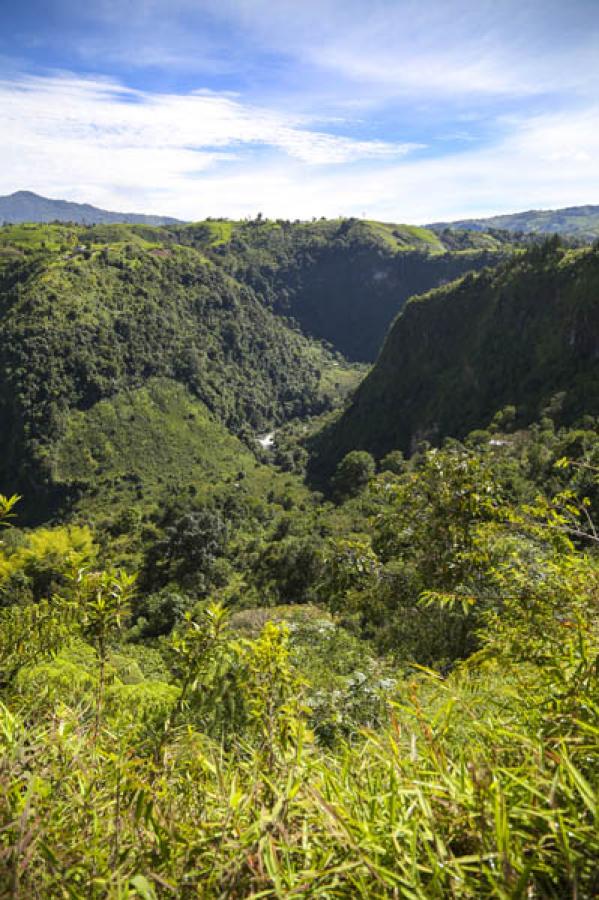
(364, 221), (446, 253)
(184, 219), (236, 245)
(2, 643), (596, 897)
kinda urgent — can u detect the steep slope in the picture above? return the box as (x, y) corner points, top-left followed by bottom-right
(0, 225), (336, 517)
(187, 217), (507, 361)
(52, 378), (312, 521)
(0, 190), (182, 226)
(431, 204), (599, 240)
(1, 216), (509, 363)
(311, 243), (599, 476)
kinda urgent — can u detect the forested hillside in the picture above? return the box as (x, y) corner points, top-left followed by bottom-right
(197, 217), (505, 360)
(312, 240), (599, 476)
(0, 223), (348, 518)
(0, 216), (512, 517)
(1, 220), (598, 897)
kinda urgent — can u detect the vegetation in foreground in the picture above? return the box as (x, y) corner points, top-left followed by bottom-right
(1, 409), (598, 897)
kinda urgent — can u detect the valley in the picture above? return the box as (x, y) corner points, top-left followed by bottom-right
(1, 215), (598, 897)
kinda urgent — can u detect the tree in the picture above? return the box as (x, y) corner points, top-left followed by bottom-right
(331, 450), (375, 500)
(144, 508), (229, 591)
(379, 449), (405, 475)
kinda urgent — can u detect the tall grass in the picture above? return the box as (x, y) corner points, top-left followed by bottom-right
(1, 641), (597, 898)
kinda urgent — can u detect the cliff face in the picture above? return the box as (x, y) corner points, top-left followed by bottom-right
(311, 245), (599, 476)
(209, 218), (505, 361)
(259, 246), (500, 361)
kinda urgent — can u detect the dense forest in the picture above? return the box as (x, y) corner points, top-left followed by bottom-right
(0, 221), (598, 897)
(313, 240), (599, 477)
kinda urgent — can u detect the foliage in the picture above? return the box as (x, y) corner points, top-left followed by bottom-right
(2, 224), (599, 894)
(1, 420), (599, 895)
(202, 216), (505, 361)
(0, 523), (96, 605)
(331, 450), (376, 500)
(0, 589), (596, 896)
(312, 242), (599, 478)
(0, 233), (340, 517)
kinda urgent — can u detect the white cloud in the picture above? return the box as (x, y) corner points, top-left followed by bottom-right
(162, 105), (599, 222)
(0, 73), (420, 212)
(192, 0), (599, 101)
(1, 72), (599, 221)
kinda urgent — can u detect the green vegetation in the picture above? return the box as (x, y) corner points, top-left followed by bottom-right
(0, 214), (511, 520)
(1, 220), (599, 896)
(312, 240), (599, 478)
(1, 414), (599, 896)
(0, 228), (349, 519)
(52, 378), (310, 518)
(433, 203), (599, 240)
(195, 216), (507, 360)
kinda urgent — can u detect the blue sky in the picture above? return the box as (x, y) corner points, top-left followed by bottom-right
(1, 0), (599, 221)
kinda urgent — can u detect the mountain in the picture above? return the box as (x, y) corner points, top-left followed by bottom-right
(0, 221), (344, 519)
(0, 212), (511, 363)
(430, 205), (599, 240)
(0, 215), (516, 518)
(164, 216), (509, 361)
(311, 241), (599, 478)
(0, 190), (182, 226)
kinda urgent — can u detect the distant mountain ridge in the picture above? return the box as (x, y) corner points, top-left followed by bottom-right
(0, 190), (183, 225)
(430, 204), (599, 239)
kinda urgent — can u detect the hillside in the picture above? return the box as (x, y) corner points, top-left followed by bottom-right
(169, 217), (508, 361)
(0, 223), (343, 519)
(431, 204), (599, 240)
(311, 241), (599, 476)
(1, 214), (509, 362)
(1, 225), (599, 897)
(0, 190), (182, 226)
(0, 216), (515, 520)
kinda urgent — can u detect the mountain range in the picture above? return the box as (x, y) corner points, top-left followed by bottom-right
(4, 189), (599, 241)
(0, 190), (182, 226)
(431, 204), (599, 239)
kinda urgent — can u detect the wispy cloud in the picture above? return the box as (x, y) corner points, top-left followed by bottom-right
(2, 70), (598, 221)
(190, 0), (599, 101)
(1, 2), (599, 219)
(0, 73), (419, 203)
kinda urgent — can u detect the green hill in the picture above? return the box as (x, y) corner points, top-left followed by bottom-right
(0, 225), (339, 518)
(51, 377), (314, 521)
(431, 204), (599, 240)
(0, 217), (509, 370)
(0, 216), (513, 518)
(311, 241), (599, 477)
(180, 217), (507, 361)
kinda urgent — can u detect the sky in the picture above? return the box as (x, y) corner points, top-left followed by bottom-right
(1, 0), (599, 222)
